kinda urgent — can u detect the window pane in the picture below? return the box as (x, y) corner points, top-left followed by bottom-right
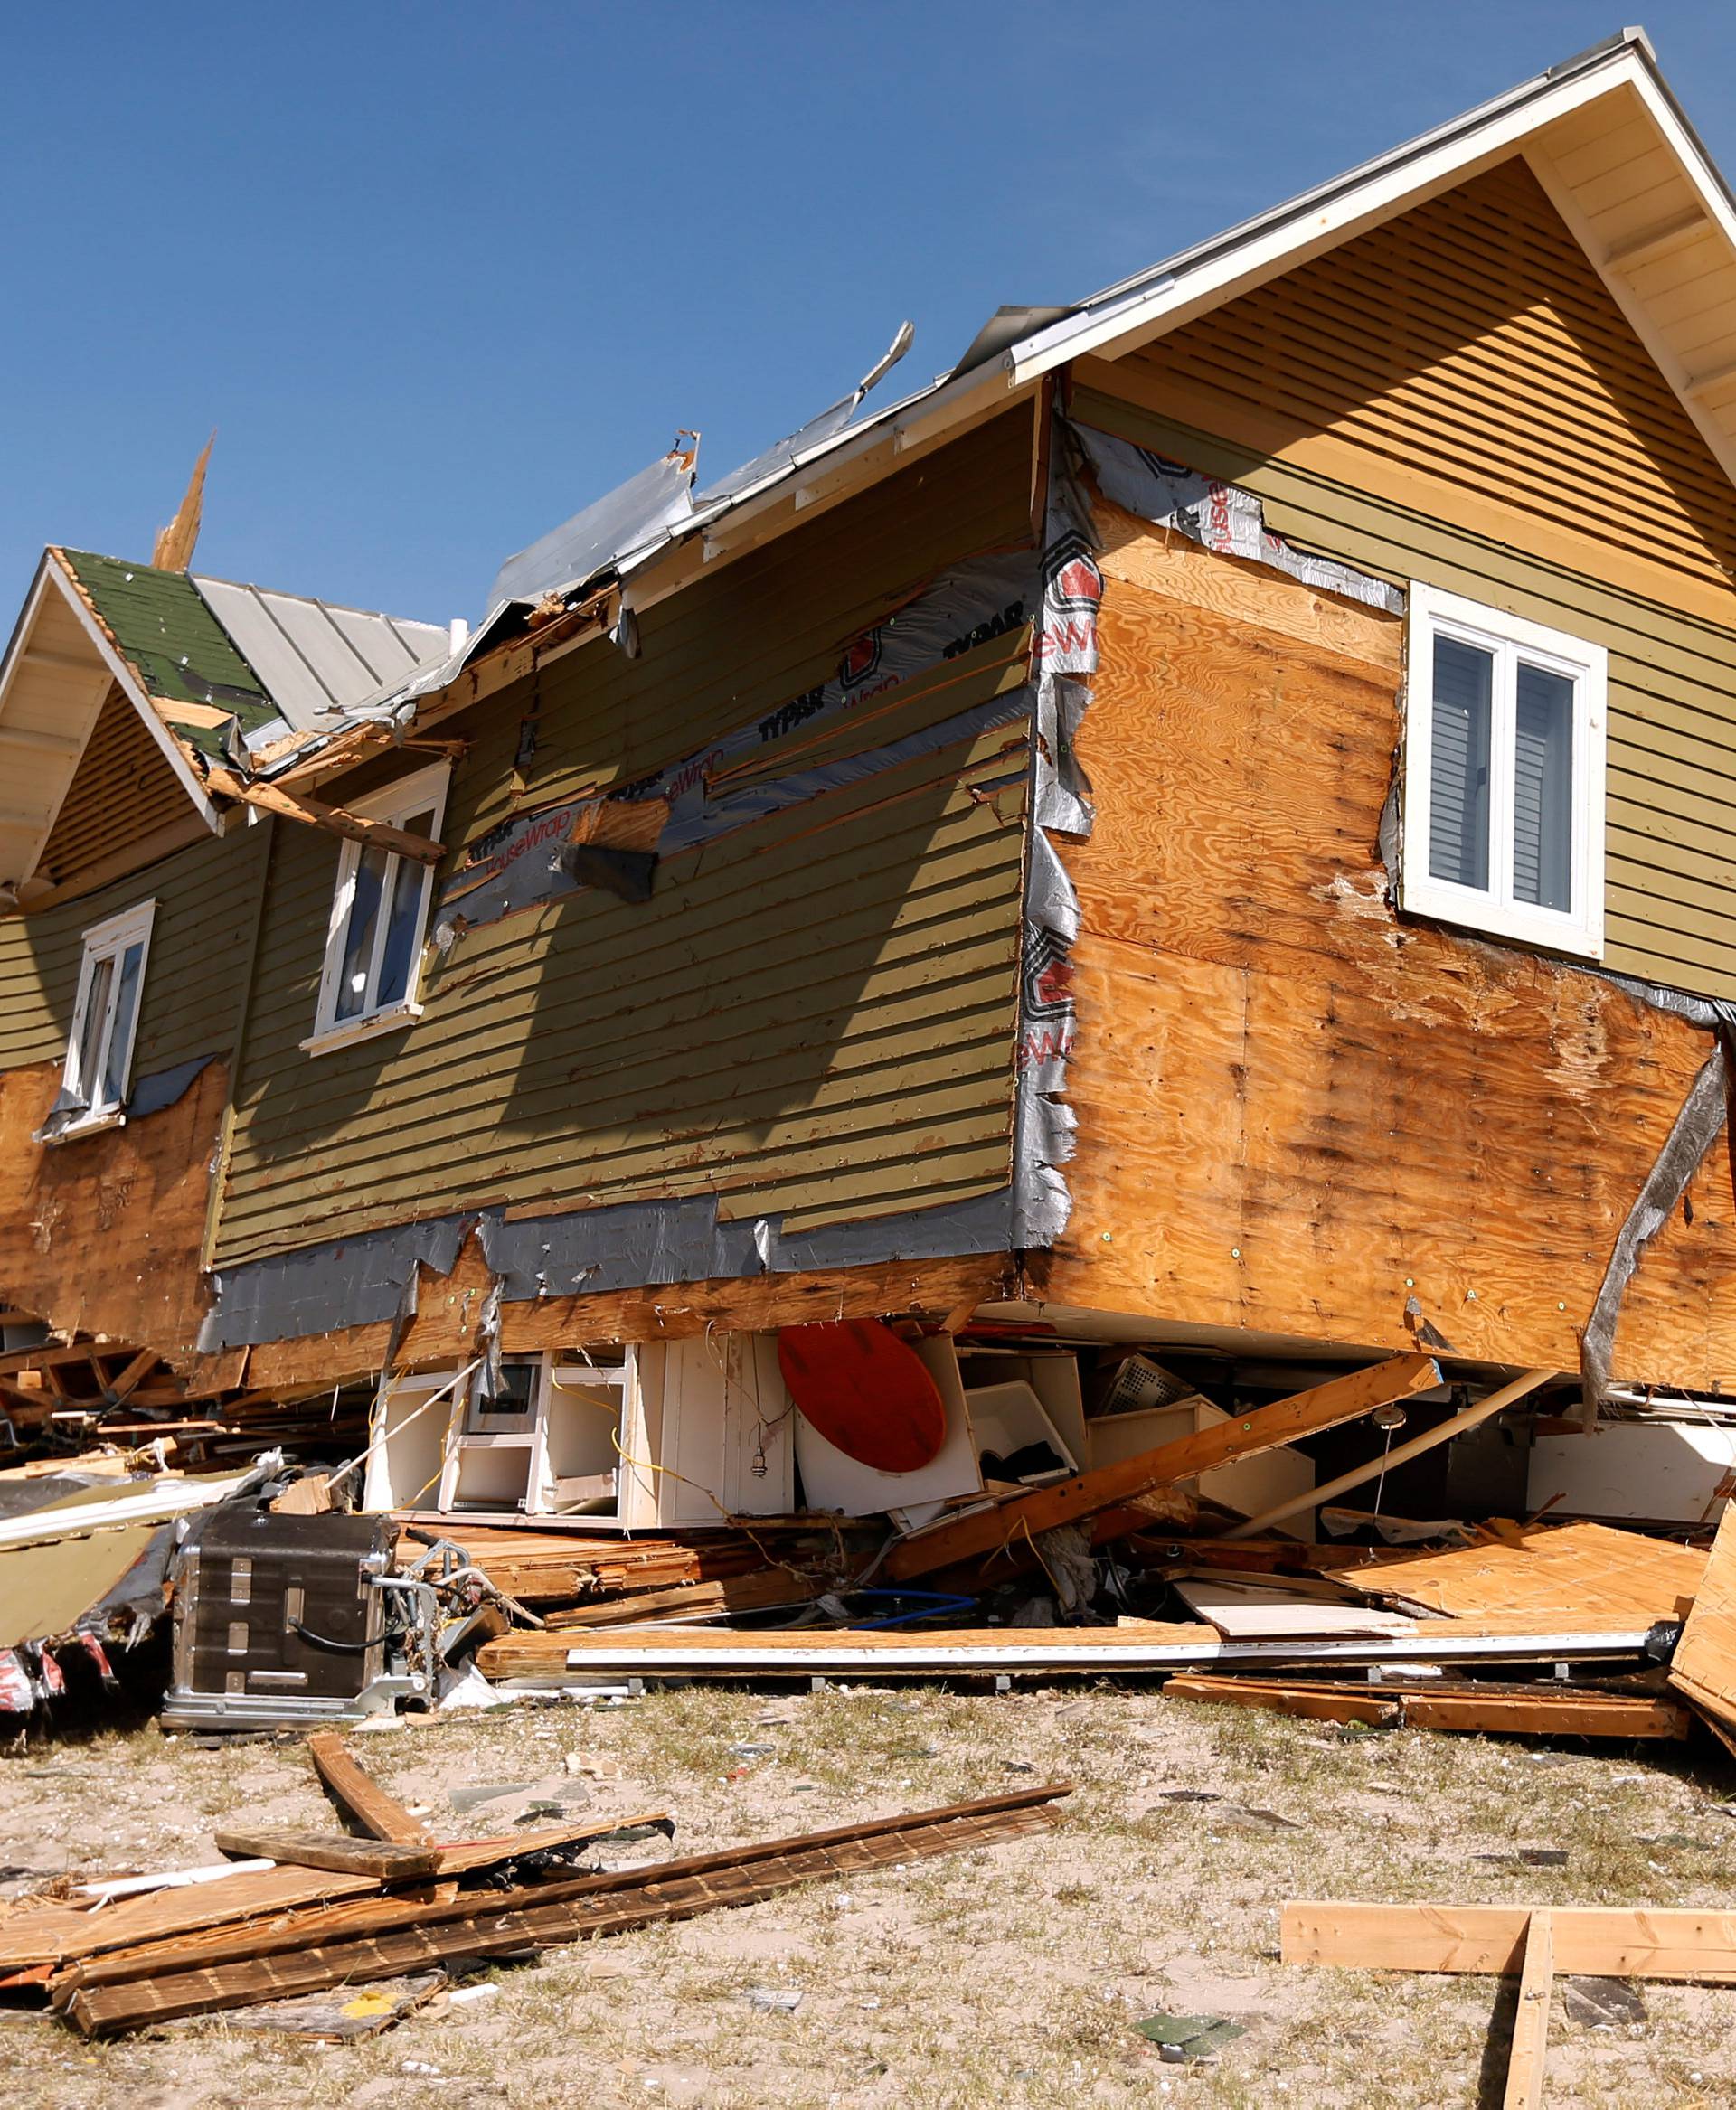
(99, 941), (145, 1106)
(1428, 636), (1493, 890)
(375, 811), (435, 1008)
(71, 956), (113, 1101)
(335, 845), (390, 1021)
(1513, 662), (1574, 912)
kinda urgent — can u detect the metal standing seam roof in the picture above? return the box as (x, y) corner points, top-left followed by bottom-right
(189, 575), (450, 736)
(55, 550), (278, 759)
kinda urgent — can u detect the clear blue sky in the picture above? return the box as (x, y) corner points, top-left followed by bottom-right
(4, 4), (1731, 626)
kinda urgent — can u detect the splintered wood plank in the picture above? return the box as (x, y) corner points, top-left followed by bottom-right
(61, 1810), (676, 1990)
(1164, 1673), (1691, 1739)
(0, 1864), (380, 1973)
(1505, 1910), (1552, 2110)
(211, 1832), (442, 1882)
(306, 1734), (429, 1844)
(882, 1354), (1439, 1579)
(1669, 1502), (1736, 1739)
(64, 1789), (1070, 2035)
(1336, 1521), (1706, 1630)
(1281, 1901), (1736, 1979)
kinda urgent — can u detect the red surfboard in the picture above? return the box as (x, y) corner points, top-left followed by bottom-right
(777, 1318), (947, 1474)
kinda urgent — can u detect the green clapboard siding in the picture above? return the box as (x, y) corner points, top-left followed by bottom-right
(0, 825), (269, 1081)
(1074, 382), (1736, 1004)
(213, 410), (1036, 1269)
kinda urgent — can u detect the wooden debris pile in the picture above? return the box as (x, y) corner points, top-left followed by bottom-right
(0, 1731), (1069, 2038)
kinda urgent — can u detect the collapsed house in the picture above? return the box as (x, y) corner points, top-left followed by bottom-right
(9, 30), (1736, 1729)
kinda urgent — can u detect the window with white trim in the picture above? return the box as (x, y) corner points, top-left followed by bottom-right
(305, 763), (448, 1052)
(1401, 585), (1607, 959)
(51, 899), (155, 1136)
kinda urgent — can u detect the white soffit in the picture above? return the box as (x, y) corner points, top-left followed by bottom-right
(0, 562), (113, 880)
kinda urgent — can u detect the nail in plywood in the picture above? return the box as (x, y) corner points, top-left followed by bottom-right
(1669, 1502), (1736, 1743)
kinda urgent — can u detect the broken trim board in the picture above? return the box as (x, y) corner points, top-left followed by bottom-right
(1162, 1674), (1693, 1738)
(475, 1622), (1656, 1681)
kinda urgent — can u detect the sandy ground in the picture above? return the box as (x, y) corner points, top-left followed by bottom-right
(3, 1680), (1736, 2107)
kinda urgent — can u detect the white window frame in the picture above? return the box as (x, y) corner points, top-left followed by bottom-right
(1401, 584), (1607, 960)
(303, 763), (448, 1056)
(52, 898), (156, 1139)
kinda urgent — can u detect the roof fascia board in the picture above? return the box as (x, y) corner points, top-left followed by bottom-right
(1005, 52), (1646, 384)
(621, 360), (1019, 616)
(43, 555), (225, 849)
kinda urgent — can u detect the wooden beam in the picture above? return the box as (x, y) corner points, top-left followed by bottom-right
(1281, 1901), (1736, 1980)
(1505, 1910), (1552, 2110)
(211, 1831), (441, 1882)
(883, 1353), (1441, 1580)
(204, 768), (445, 866)
(63, 1786), (1067, 2035)
(1164, 1673), (1692, 1739)
(103, 1349), (161, 1409)
(306, 1734), (429, 1844)
(1224, 1371), (1553, 1539)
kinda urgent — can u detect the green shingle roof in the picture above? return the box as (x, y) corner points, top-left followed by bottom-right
(58, 550), (278, 757)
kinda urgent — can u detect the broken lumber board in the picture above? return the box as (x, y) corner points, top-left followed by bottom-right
(211, 1832), (441, 1881)
(1505, 1910), (1552, 2110)
(211, 1809), (670, 1888)
(541, 1569), (829, 1629)
(1164, 1674), (1693, 1738)
(0, 1864), (381, 1973)
(61, 1810), (676, 1990)
(204, 768), (445, 866)
(62, 1787), (1070, 2035)
(882, 1353), (1441, 1580)
(1280, 1901), (1736, 1979)
(476, 1619), (1654, 1682)
(1669, 1502), (1736, 1745)
(307, 1734), (428, 1843)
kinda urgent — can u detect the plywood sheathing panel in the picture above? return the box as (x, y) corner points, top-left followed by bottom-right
(1669, 1502), (1736, 1738)
(212, 410), (1038, 1277)
(1033, 502), (1736, 1387)
(1334, 1520), (1705, 1631)
(0, 1056), (227, 1358)
(1082, 162), (1736, 1012)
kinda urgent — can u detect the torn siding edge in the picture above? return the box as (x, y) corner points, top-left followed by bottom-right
(195, 1184), (1026, 1352)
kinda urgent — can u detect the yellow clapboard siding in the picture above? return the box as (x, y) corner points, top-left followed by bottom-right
(0, 829), (268, 1079)
(1114, 155), (1736, 616)
(212, 410), (1036, 1271)
(37, 686), (193, 890)
(1070, 373), (1736, 1010)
